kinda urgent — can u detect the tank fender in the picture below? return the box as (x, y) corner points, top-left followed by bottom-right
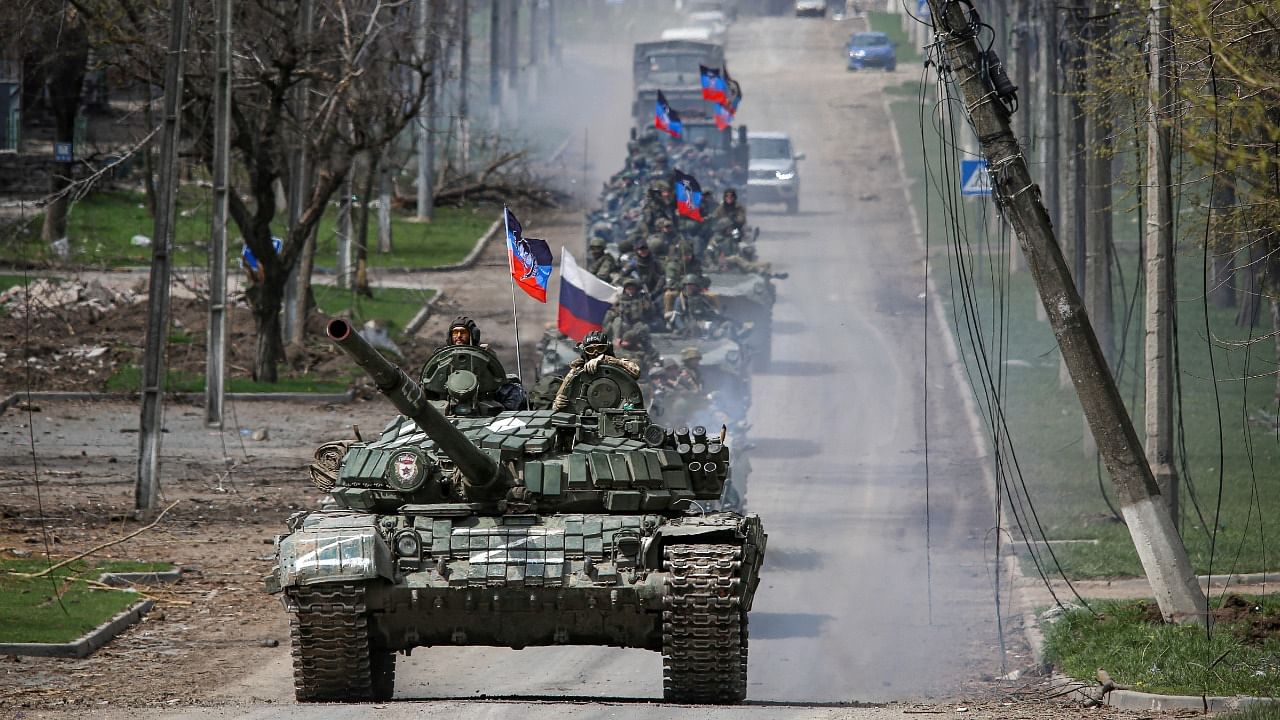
(269, 526), (394, 592)
(642, 515), (763, 570)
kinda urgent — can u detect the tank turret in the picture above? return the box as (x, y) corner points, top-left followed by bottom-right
(327, 318), (512, 499)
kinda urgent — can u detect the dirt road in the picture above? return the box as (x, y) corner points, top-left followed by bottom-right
(2, 11), (1192, 720)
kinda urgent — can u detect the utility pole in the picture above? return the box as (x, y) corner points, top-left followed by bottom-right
(527, 0), (539, 98)
(1144, 0), (1179, 522)
(489, 0), (501, 130)
(284, 0), (314, 347)
(1009, 0), (1030, 274)
(136, 0), (187, 511)
(377, 151), (393, 253)
(1084, 0), (1113, 368)
(416, 0), (435, 222)
(546, 0), (557, 65)
(458, 0), (470, 184)
(924, 0), (1207, 626)
(336, 171), (353, 286)
(205, 0), (231, 429)
(1036, 0), (1059, 233)
(1058, 0), (1086, 388)
(505, 0), (519, 114)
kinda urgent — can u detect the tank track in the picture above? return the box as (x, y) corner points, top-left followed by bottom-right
(288, 583), (394, 702)
(661, 543), (748, 704)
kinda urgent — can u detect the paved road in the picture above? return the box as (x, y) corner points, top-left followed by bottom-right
(29, 13), (1009, 720)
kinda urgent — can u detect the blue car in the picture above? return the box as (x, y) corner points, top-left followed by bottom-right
(846, 32), (896, 71)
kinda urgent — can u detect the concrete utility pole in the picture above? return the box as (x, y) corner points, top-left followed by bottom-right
(1144, 0), (1179, 522)
(416, 0), (435, 222)
(924, 0), (1208, 626)
(505, 0), (519, 113)
(137, 0), (187, 511)
(457, 0), (470, 181)
(1083, 0), (1113, 369)
(1010, 0), (1030, 273)
(377, 153), (393, 253)
(205, 0), (232, 429)
(336, 171), (353, 285)
(1058, 1), (1086, 388)
(527, 0), (539, 98)
(284, 0), (314, 347)
(546, 0), (558, 65)
(489, 0), (501, 130)
(1036, 0), (1059, 233)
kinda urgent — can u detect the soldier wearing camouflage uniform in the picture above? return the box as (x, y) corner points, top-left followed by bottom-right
(603, 276), (659, 339)
(711, 188), (747, 229)
(551, 330), (642, 411)
(586, 236), (620, 282)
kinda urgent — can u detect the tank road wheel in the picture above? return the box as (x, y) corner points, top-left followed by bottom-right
(288, 583), (392, 702)
(661, 544), (748, 704)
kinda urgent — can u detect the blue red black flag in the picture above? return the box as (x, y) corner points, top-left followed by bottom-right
(504, 208), (553, 303)
(700, 65), (728, 104)
(672, 170), (704, 222)
(714, 102), (733, 131)
(655, 90), (684, 139)
(723, 64), (743, 111)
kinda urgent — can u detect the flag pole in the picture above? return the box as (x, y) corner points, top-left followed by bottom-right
(502, 205), (525, 385)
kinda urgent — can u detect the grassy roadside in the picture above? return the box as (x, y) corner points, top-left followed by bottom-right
(1042, 595), (1279, 697)
(867, 11), (923, 65)
(0, 188), (495, 270)
(886, 80), (1279, 579)
(103, 285), (433, 393)
(0, 557), (171, 644)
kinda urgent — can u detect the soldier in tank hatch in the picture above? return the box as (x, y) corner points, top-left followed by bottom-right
(551, 330), (641, 411)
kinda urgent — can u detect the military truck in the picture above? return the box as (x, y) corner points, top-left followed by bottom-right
(633, 40), (725, 94)
(267, 319), (767, 704)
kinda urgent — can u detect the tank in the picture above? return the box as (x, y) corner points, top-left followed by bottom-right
(704, 270), (777, 370)
(267, 318), (767, 704)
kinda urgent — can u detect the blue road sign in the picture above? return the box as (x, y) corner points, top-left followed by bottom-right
(54, 142), (72, 163)
(960, 158), (992, 197)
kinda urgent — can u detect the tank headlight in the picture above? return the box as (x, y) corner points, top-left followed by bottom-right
(395, 531), (421, 558)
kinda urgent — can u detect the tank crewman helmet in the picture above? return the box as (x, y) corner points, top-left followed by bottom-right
(448, 316), (480, 346)
(579, 330), (614, 357)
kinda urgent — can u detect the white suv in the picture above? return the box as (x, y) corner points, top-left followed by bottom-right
(746, 131), (803, 214)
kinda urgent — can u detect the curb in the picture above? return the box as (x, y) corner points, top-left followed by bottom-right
(415, 217), (503, 273)
(0, 390), (356, 416)
(0, 599), (155, 658)
(1047, 673), (1278, 712)
(404, 290), (446, 337)
(97, 569), (182, 587)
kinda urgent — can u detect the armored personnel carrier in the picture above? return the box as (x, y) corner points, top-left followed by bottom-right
(267, 319), (767, 704)
(704, 269), (776, 370)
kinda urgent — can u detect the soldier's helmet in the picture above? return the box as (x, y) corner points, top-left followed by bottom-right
(646, 235), (666, 256)
(448, 316), (480, 346)
(655, 217), (674, 231)
(621, 276), (642, 290)
(740, 243), (758, 260)
(617, 238), (635, 253)
(681, 346), (702, 362)
(589, 236), (607, 250)
(682, 273), (703, 289)
(580, 330), (614, 357)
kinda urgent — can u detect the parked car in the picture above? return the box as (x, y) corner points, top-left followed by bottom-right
(660, 26), (716, 42)
(846, 31), (896, 71)
(746, 131), (803, 214)
(794, 0), (828, 17)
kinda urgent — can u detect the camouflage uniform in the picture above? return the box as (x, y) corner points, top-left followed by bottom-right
(603, 279), (659, 338)
(586, 238), (620, 282)
(663, 244), (704, 313)
(552, 331), (642, 411)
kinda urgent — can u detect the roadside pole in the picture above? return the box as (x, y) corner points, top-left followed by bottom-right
(205, 0), (232, 429)
(457, 0), (470, 191)
(284, 0), (314, 346)
(489, 0), (501, 131)
(924, 0), (1207, 626)
(1083, 0), (1113, 368)
(1144, 0), (1179, 521)
(416, 0), (435, 222)
(137, 0), (187, 511)
(1009, 0), (1029, 273)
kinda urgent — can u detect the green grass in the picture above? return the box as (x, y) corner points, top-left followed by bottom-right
(1221, 703), (1280, 719)
(889, 87), (1280, 578)
(0, 557), (171, 644)
(312, 285), (436, 336)
(0, 187), (496, 270)
(867, 11), (923, 65)
(104, 365), (351, 394)
(1043, 595), (1280, 697)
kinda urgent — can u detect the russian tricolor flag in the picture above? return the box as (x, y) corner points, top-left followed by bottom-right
(557, 247), (619, 342)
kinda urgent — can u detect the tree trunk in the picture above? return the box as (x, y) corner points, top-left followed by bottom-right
(247, 281), (285, 383)
(39, 9), (89, 252)
(1237, 239), (1262, 328)
(354, 153), (378, 298)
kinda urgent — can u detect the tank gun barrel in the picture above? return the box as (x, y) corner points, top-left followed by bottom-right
(326, 318), (512, 498)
